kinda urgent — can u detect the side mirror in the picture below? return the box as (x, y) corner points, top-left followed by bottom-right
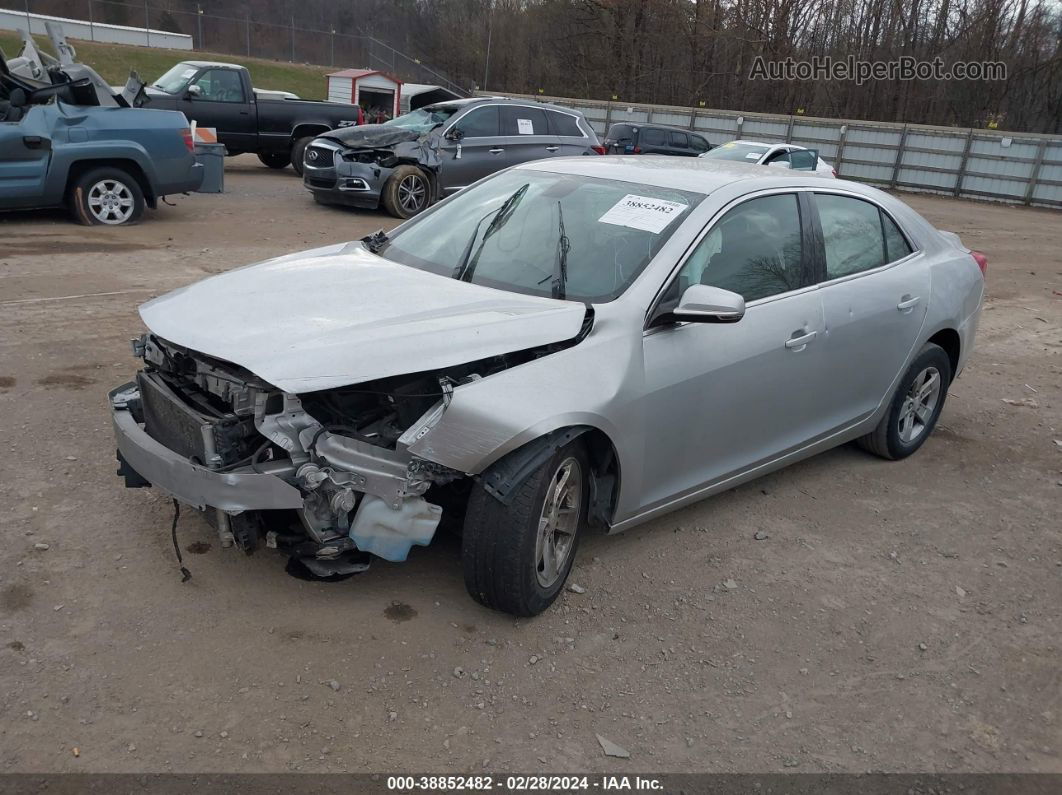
(445, 127), (464, 142)
(767, 158), (791, 169)
(185, 83), (202, 99)
(672, 284), (745, 323)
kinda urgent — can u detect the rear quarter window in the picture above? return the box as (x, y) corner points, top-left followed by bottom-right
(547, 111), (584, 138)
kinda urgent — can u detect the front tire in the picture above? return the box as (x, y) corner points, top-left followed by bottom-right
(858, 342), (951, 460)
(70, 167), (145, 226)
(258, 151), (291, 169)
(290, 136), (314, 177)
(381, 165), (431, 219)
(462, 441), (588, 616)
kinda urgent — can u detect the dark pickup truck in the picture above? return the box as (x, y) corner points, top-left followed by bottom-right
(139, 61), (362, 174)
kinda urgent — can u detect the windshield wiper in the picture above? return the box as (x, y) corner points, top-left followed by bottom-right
(551, 201), (570, 300)
(452, 183), (529, 282)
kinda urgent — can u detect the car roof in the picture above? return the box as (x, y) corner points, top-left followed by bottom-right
(182, 60), (244, 70)
(516, 155), (839, 195)
(426, 97), (583, 115)
(608, 122), (706, 134)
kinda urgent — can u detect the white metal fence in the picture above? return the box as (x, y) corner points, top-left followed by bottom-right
(497, 92), (1062, 209)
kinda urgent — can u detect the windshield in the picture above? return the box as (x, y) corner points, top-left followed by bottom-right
(383, 105), (460, 133)
(378, 169), (702, 303)
(152, 62), (199, 94)
(700, 142), (771, 162)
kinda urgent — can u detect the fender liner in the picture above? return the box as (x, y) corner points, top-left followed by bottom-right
(480, 426), (591, 505)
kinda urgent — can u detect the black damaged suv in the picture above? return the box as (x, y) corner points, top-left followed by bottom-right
(302, 97), (604, 218)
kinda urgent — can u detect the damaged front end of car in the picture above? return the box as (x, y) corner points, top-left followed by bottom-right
(303, 125), (442, 213)
(111, 325), (586, 578)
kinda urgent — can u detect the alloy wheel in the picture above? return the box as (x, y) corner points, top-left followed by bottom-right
(87, 179), (135, 224)
(897, 365), (942, 444)
(534, 456), (582, 588)
(397, 174), (427, 213)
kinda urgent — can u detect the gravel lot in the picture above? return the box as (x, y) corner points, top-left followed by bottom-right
(0, 156), (1058, 774)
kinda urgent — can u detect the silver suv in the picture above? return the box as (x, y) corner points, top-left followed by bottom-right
(303, 97), (604, 217)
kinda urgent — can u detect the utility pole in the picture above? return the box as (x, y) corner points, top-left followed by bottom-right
(245, 7), (251, 56)
(330, 28), (335, 67)
(144, 0), (150, 47)
(483, 1), (493, 92)
(23, 0), (30, 35)
(197, 5), (203, 50)
(290, 15), (295, 62)
(88, 0), (95, 41)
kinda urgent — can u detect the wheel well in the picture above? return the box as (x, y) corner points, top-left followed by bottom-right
(928, 328), (960, 378)
(291, 125), (329, 144)
(477, 425), (622, 528)
(580, 428), (621, 529)
(66, 159), (155, 208)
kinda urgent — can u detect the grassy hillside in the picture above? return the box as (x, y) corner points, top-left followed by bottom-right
(0, 32), (332, 99)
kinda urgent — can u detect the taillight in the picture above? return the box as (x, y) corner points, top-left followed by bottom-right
(591, 145), (606, 155)
(831, 168), (837, 177)
(180, 127), (194, 152)
(632, 146), (641, 154)
(971, 250), (988, 276)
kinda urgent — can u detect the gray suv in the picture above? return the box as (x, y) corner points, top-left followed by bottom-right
(303, 97), (604, 218)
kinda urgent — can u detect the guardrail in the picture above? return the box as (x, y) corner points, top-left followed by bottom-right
(494, 92), (1062, 209)
(0, 6), (192, 49)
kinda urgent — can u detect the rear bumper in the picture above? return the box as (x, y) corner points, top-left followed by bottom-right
(158, 161), (205, 196)
(110, 382), (303, 512)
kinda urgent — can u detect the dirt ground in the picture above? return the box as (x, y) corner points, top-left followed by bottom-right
(0, 156), (1058, 775)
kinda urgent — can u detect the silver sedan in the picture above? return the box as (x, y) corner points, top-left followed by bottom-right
(110, 156), (985, 616)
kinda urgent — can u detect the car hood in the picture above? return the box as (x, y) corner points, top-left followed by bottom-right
(138, 244), (587, 393)
(320, 123), (428, 149)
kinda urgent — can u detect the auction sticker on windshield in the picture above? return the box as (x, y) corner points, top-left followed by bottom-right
(598, 194), (689, 234)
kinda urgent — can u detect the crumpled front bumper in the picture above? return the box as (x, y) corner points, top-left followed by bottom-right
(302, 144), (389, 208)
(109, 383), (303, 513)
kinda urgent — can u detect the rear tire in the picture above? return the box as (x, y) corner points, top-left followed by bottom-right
(381, 165), (431, 219)
(258, 151), (291, 169)
(462, 440), (588, 616)
(290, 136), (314, 177)
(857, 342), (951, 460)
(70, 167), (145, 226)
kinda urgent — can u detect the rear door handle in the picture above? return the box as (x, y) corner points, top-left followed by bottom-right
(488, 148), (505, 154)
(897, 295), (921, 312)
(545, 145), (559, 152)
(785, 330), (817, 350)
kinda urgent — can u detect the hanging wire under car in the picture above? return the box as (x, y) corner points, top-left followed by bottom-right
(170, 498), (192, 582)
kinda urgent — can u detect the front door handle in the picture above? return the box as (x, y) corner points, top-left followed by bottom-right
(785, 330), (817, 350)
(23, 135), (49, 150)
(545, 145), (559, 152)
(488, 148), (505, 154)
(897, 295), (921, 312)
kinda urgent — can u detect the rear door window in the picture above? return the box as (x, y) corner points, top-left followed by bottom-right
(816, 194), (886, 278)
(501, 106), (548, 136)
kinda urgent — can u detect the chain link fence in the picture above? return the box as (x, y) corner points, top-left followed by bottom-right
(15, 0), (467, 95)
